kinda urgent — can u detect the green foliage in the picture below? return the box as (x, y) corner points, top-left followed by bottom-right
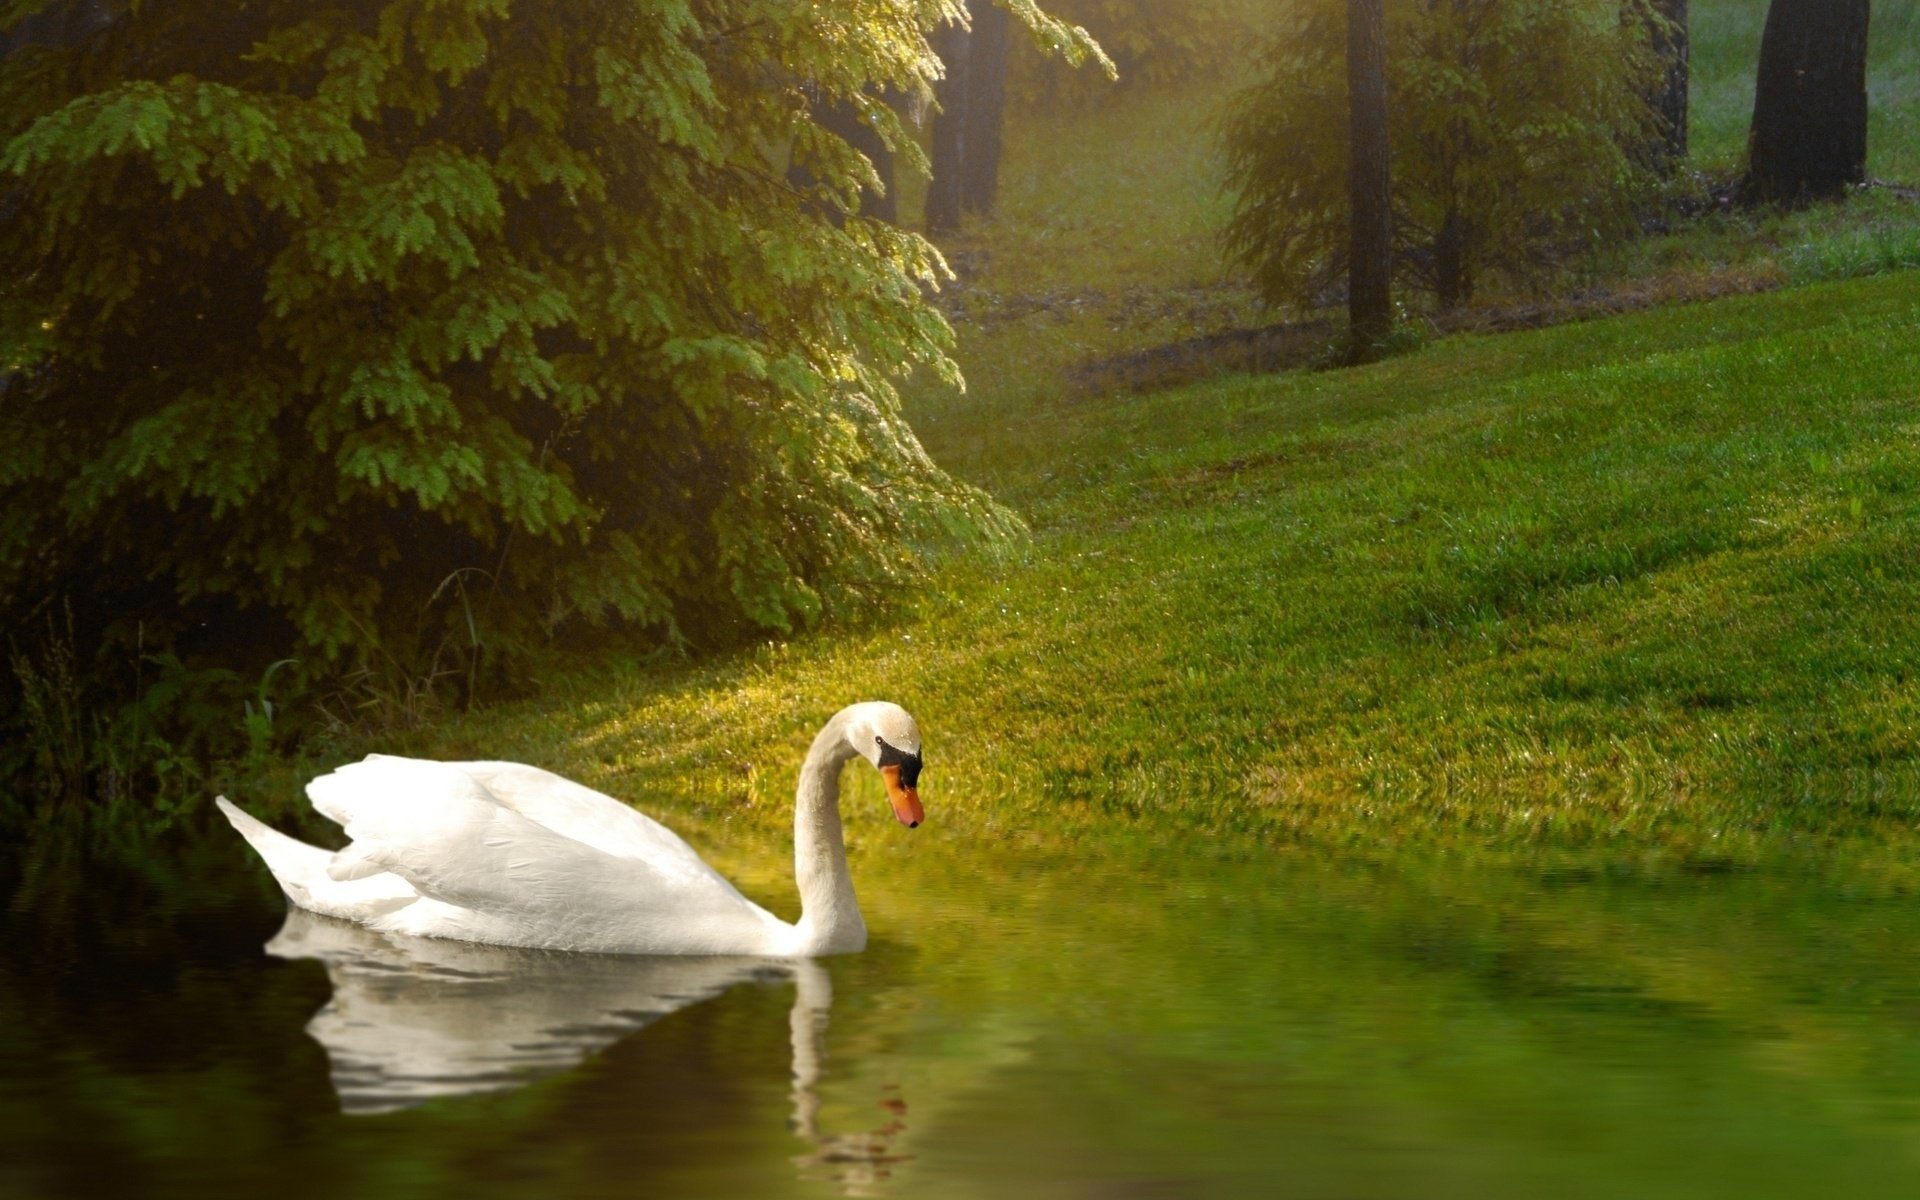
(1009, 0), (1254, 106)
(1221, 0), (1666, 309)
(0, 1), (1100, 797)
(2, 601), (275, 820)
(7, 605), (89, 804)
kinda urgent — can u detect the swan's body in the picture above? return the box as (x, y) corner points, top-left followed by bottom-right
(216, 701), (925, 957)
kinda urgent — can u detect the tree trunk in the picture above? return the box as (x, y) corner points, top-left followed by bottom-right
(821, 95), (897, 223)
(1741, 0), (1870, 205)
(1433, 209), (1472, 308)
(1648, 0), (1689, 168)
(1346, 0), (1392, 360)
(866, 95), (899, 224)
(925, 19), (971, 233)
(960, 2), (1011, 218)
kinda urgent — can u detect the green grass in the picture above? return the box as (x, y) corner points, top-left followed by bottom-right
(913, 67), (1267, 416)
(263, 270), (1920, 877)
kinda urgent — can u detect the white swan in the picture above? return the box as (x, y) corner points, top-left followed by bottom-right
(215, 701), (925, 957)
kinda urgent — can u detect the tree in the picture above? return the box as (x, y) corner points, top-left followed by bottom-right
(793, 90), (899, 224)
(1647, 0), (1688, 166)
(926, 16), (972, 233)
(0, 1), (1099, 776)
(0, 0), (109, 58)
(1741, 0), (1871, 205)
(1223, 0), (1665, 310)
(1346, 0), (1392, 358)
(926, 2), (1018, 232)
(961, 2), (1011, 218)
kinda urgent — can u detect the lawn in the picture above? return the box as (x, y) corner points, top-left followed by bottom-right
(15, 10), (1920, 1196)
(271, 268), (1920, 881)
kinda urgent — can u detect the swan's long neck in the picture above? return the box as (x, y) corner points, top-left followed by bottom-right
(792, 716), (867, 954)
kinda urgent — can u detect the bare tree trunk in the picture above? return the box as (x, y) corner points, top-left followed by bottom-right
(925, 19), (971, 233)
(1346, 0), (1392, 360)
(823, 96), (898, 223)
(960, 2), (1011, 218)
(1434, 209), (1472, 308)
(1648, 0), (1689, 167)
(1740, 0), (1870, 205)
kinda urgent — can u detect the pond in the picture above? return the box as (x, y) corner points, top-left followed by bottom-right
(7, 814), (1920, 1198)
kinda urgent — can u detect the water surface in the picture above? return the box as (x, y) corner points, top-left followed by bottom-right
(7, 817), (1920, 1198)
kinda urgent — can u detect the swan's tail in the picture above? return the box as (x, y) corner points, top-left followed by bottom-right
(215, 796), (417, 921)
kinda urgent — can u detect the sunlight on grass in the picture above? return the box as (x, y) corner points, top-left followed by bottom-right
(259, 272), (1920, 883)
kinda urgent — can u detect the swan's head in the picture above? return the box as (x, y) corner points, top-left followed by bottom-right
(846, 702), (924, 829)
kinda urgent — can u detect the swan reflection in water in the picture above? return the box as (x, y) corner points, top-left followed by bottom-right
(267, 909), (909, 1192)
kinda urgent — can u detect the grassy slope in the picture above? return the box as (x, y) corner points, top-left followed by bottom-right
(333, 269), (1920, 874)
(259, 2), (1920, 874)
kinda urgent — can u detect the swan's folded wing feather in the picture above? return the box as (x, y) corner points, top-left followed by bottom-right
(305, 758), (761, 935)
(432, 758), (742, 891)
(215, 796), (418, 921)
(311, 758), (636, 912)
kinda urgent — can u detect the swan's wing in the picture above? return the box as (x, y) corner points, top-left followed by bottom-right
(309, 757), (652, 913)
(215, 796), (418, 922)
(434, 758), (734, 890)
(305, 757), (770, 950)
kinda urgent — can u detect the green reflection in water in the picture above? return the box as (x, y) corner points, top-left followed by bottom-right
(6, 818), (1920, 1199)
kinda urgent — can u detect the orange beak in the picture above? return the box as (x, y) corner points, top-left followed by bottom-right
(880, 764), (923, 828)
